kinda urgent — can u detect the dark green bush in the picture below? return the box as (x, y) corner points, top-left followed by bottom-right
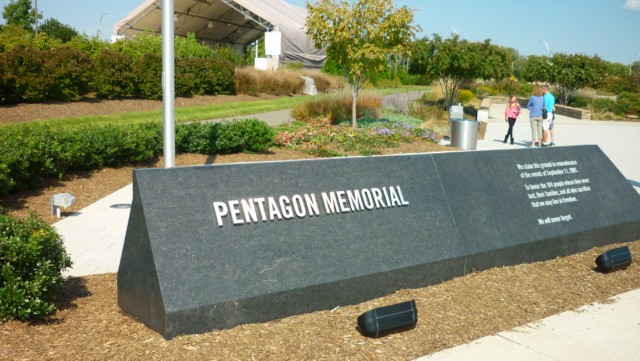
(0, 210), (71, 322)
(199, 58), (235, 95)
(591, 98), (617, 114)
(44, 46), (93, 101)
(0, 46), (49, 103)
(132, 53), (162, 99)
(0, 45), (92, 103)
(0, 126), (60, 193)
(93, 49), (135, 99)
(617, 92), (640, 116)
(175, 57), (235, 97)
(569, 96), (590, 109)
(215, 119), (274, 154)
(176, 122), (218, 154)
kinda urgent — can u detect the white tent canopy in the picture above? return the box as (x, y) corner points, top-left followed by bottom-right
(113, 0), (326, 69)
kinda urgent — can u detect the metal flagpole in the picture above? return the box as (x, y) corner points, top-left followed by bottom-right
(162, 0), (176, 168)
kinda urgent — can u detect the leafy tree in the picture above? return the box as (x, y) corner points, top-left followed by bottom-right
(410, 34), (509, 108)
(551, 53), (608, 105)
(2, 0), (39, 31)
(517, 55), (552, 84)
(39, 18), (79, 43)
(306, 0), (417, 128)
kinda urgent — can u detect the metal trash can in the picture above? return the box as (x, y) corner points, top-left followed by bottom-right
(450, 119), (479, 150)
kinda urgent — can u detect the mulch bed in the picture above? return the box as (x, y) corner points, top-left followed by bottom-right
(0, 241), (638, 360)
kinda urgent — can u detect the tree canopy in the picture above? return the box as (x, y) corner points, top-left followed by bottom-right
(2, 0), (39, 31)
(410, 34), (509, 108)
(519, 53), (608, 104)
(40, 18), (79, 43)
(306, 0), (417, 128)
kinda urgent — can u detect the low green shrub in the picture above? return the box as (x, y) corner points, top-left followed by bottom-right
(0, 119), (273, 195)
(176, 122), (218, 154)
(215, 119), (274, 154)
(0, 210), (71, 322)
(0, 123), (162, 195)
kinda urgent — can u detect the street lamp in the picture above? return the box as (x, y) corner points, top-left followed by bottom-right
(448, 25), (458, 36)
(539, 40), (551, 56)
(34, 0), (38, 39)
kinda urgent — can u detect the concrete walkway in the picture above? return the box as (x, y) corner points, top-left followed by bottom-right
(52, 100), (640, 360)
(418, 101), (640, 360)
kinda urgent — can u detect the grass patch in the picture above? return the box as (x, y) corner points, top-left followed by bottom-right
(1, 85), (431, 131)
(0, 96), (315, 130)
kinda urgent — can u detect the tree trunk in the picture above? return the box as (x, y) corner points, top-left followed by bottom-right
(350, 86), (359, 129)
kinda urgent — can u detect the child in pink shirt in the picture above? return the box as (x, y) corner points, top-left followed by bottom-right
(503, 95), (521, 144)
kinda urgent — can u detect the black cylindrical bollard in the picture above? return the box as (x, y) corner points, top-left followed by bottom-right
(595, 246), (632, 273)
(357, 300), (417, 338)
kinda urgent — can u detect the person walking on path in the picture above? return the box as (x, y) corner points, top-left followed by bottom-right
(503, 95), (521, 144)
(542, 84), (556, 146)
(527, 86), (545, 148)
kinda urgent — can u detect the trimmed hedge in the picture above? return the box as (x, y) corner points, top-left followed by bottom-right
(92, 49), (135, 99)
(0, 45), (236, 103)
(176, 57), (236, 97)
(0, 46), (92, 103)
(0, 210), (72, 322)
(0, 119), (273, 196)
(215, 119), (274, 154)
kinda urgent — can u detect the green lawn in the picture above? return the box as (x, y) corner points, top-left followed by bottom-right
(0, 86), (431, 130)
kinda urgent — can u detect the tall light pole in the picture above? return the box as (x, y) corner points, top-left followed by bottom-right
(539, 40), (551, 56)
(33, 0), (38, 39)
(448, 25), (458, 36)
(96, 13), (107, 38)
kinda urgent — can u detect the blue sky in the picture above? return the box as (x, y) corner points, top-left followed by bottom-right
(1, 0), (638, 64)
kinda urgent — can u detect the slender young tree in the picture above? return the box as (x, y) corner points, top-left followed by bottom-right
(306, 0), (417, 128)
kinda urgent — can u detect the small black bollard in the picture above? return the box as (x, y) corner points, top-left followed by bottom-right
(595, 246), (632, 273)
(357, 300), (417, 338)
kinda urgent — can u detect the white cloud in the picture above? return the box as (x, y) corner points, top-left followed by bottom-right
(623, 0), (640, 11)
